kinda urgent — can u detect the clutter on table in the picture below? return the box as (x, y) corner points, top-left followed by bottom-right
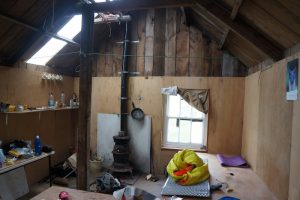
(0, 140), (5, 168)
(0, 136), (53, 169)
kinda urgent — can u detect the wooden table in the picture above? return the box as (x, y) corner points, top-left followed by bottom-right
(0, 151), (55, 186)
(199, 153), (277, 200)
(30, 186), (114, 200)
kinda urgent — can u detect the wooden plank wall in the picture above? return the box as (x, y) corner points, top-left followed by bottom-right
(242, 53), (300, 200)
(93, 9), (245, 77)
(0, 66), (77, 185)
(88, 76), (245, 174)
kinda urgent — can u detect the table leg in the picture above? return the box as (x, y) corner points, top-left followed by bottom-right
(49, 156), (52, 187)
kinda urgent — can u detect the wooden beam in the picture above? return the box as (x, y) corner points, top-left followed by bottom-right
(230, 0), (243, 20)
(194, 2), (283, 60)
(77, 5), (94, 190)
(85, 0), (197, 12)
(6, 0), (77, 66)
(190, 9), (224, 43)
(0, 12), (79, 46)
(219, 29), (229, 49)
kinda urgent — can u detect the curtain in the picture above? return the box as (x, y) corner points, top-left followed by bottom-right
(177, 88), (209, 114)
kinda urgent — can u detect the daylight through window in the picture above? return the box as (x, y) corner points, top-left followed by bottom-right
(163, 94), (208, 150)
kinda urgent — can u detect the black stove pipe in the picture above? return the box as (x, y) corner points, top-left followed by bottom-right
(120, 22), (129, 133)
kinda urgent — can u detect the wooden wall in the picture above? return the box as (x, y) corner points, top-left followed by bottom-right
(89, 76), (245, 174)
(0, 66), (74, 107)
(92, 9), (245, 77)
(242, 72), (260, 171)
(0, 66), (77, 185)
(242, 53), (300, 200)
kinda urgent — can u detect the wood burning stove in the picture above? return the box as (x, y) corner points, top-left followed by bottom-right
(110, 21), (133, 176)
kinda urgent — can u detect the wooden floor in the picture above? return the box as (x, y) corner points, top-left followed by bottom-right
(19, 153), (277, 200)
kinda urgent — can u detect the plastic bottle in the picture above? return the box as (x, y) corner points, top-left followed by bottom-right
(0, 149), (5, 168)
(60, 91), (65, 107)
(34, 135), (42, 156)
(48, 92), (55, 107)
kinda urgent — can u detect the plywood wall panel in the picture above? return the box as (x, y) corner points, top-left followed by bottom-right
(207, 77), (244, 154)
(0, 66), (76, 185)
(0, 66), (74, 108)
(256, 60), (293, 200)
(90, 76), (245, 174)
(288, 54), (300, 200)
(242, 72), (260, 171)
(0, 109), (77, 185)
(90, 77), (120, 154)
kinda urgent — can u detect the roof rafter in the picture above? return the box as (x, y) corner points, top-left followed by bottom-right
(72, 0), (198, 14)
(0, 12), (79, 46)
(2, 0), (79, 66)
(194, 2), (283, 61)
(230, 0), (243, 20)
(219, 29), (229, 49)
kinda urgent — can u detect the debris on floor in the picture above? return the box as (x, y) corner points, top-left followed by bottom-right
(90, 172), (122, 194)
(113, 186), (160, 200)
(145, 174), (159, 182)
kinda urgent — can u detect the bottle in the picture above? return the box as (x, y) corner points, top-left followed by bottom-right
(34, 135), (42, 156)
(0, 149), (5, 168)
(48, 92), (55, 107)
(60, 91), (65, 107)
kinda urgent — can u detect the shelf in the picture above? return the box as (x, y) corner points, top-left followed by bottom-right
(1, 107), (78, 114)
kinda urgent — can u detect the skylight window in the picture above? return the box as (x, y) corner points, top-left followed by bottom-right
(27, 0), (115, 66)
(27, 15), (82, 66)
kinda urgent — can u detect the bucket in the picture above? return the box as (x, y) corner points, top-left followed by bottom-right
(89, 159), (103, 174)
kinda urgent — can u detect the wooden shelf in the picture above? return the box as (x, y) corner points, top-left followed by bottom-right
(1, 107), (78, 114)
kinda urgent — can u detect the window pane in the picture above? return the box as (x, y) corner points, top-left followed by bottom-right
(168, 95), (180, 117)
(191, 107), (205, 119)
(179, 120), (191, 143)
(167, 118), (179, 142)
(191, 121), (203, 144)
(180, 99), (192, 118)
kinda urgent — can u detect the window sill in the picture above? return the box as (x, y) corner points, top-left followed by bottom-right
(161, 146), (207, 153)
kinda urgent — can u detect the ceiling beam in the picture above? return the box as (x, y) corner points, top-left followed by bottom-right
(194, 2), (283, 60)
(230, 0), (243, 20)
(0, 12), (79, 46)
(190, 9), (224, 43)
(76, 0), (197, 13)
(4, 0), (78, 66)
(219, 29), (229, 49)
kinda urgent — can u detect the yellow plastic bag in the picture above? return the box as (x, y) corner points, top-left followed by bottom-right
(166, 149), (209, 185)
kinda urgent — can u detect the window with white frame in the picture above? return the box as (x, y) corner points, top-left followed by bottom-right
(163, 94), (208, 150)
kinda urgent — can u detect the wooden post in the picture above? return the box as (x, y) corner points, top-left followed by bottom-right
(77, 4), (94, 190)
